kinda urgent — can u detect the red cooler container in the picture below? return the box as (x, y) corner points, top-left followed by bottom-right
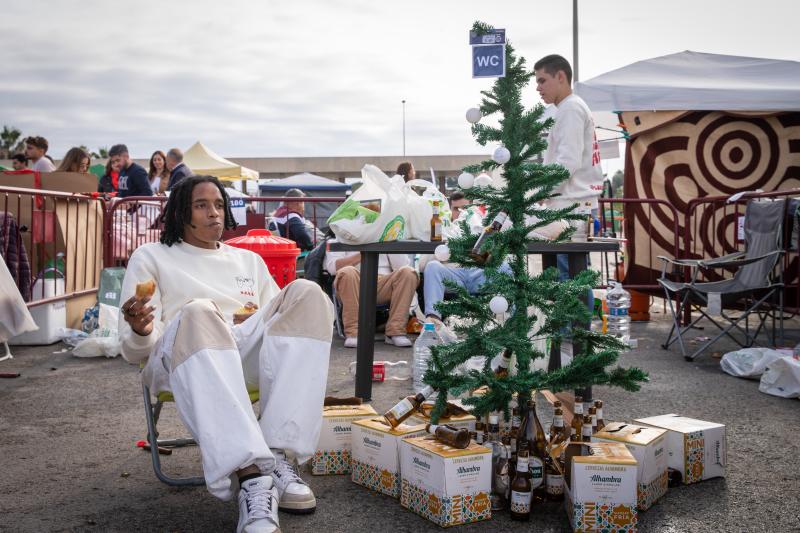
(225, 229), (301, 288)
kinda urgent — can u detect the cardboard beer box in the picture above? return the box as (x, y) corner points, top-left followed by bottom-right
(400, 436), (492, 527)
(635, 414), (726, 484)
(593, 422), (668, 511)
(311, 404), (378, 475)
(408, 401), (477, 432)
(350, 417), (426, 498)
(564, 441), (639, 533)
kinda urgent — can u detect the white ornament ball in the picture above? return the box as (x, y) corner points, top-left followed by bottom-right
(474, 173), (493, 188)
(458, 172), (475, 189)
(489, 296), (509, 314)
(465, 107), (482, 124)
(434, 244), (451, 262)
(493, 146), (511, 165)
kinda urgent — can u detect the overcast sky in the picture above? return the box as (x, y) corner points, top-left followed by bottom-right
(1, 0), (797, 166)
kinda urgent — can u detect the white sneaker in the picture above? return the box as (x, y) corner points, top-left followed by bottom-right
(237, 476), (280, 533)
(271, 450), (316, 514)
(385, 335), (412, 347)
(344, 337), (358, 348)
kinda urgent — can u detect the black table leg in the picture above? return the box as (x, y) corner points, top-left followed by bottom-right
(569, 252), (592, 405)
(542, 253), (561, 372)
(355, 252), (379, 401)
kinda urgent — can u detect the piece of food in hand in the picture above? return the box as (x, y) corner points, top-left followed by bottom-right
(234, 302), (258, 316)
(135, 279), (156, 299)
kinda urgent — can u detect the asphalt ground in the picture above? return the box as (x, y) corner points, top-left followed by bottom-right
(1, 309), (799, 533)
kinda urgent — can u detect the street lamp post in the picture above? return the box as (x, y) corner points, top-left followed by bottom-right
(572, 0), (579, 83)
(402, 99), (406, 157)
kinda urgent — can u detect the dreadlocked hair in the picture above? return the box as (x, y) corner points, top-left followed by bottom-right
(159, 175), (238, 246)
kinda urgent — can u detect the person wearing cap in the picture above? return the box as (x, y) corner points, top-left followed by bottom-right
(271, 188), (314, 251)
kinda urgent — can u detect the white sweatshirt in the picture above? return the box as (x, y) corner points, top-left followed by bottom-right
(543, 94), (604, 209)
(118, 241), (280, 364)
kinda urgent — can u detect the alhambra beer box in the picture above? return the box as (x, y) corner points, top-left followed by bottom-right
(635, 414), (726, 484)
(407, 401), (477, 431)
(400, 436), (492, 527)
(311, 404), (378, 475)
(593, 422), (668, 511)
(564, 441), (639, 533)
(350, 417), (426, 498)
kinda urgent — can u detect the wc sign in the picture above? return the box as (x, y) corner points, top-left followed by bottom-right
(470, 28), (506, 78)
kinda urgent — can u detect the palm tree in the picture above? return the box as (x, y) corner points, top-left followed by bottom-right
(0, 125), (23, 159)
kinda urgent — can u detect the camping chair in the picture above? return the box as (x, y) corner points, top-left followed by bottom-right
(142, 383), (259, 487)
(658, 198), (786, 361)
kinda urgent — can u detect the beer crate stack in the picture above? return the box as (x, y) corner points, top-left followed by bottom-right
(324, 387), (726, 531)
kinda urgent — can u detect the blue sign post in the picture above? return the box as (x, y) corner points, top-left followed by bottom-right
(470, 29), (506, 79)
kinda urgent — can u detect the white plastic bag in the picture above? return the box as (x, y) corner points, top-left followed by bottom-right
(720, 347), (785, 379)
(759, 355), (800, 398)
(403, 179), (451, 241)
(72, 327), (121, 358)
(328, 165), (409, 244)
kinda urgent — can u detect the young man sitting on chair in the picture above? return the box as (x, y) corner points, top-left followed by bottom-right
(119, 175), (334, 533)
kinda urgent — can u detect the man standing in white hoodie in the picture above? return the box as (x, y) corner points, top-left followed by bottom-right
(119, 175), (334, 533)
(534, 54), (604, 282)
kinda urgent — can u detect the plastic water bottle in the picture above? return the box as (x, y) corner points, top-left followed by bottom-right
(413, 322), (442, 393)
(348, 361), (411, 382)
(606, 281), (631, 346)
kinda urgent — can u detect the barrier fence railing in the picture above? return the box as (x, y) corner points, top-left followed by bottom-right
(104, 195), (346, 268)
(0, 186), (106, 307)
(598, 197), (682, 291)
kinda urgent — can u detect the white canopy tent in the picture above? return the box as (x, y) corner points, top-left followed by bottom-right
(183, 141), (259, 182)
(575, 51), (800, 112)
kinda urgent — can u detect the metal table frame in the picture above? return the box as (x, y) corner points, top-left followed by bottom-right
(329, 240), (619, 401)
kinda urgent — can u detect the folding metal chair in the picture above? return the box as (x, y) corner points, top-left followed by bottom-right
(142, 383), (259, 486)
(658, 199), (786, 361)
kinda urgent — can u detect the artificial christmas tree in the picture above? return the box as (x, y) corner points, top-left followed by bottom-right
(424, 21), (647, 423)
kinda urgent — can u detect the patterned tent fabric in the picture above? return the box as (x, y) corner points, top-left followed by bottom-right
(621, 111), (800, 299)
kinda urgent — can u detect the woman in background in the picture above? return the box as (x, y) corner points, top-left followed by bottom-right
(148, 150), (169, 195)
(56, 147), (91, 173)
(98, 157), (121, 193)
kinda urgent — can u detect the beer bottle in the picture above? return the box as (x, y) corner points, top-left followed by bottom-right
(545, 455), (565, 502)
(430, 200), (442, 242)
(475, 421), (485, 445)
(594, 400), (605, 432)
(520, 398), (547, 505)
(581, 414), (593, 443)
(383, 385), (433, 428)
(509, 449), (532, 521)
(469, 210), (508, 264)
(589, 406), (598, 434)
(492, 349), (512, 378)
(571, 396), (584, 441)
(550, 407), (566, 445)
(487, 415), (509, 511)
(426, 423), (471, 449)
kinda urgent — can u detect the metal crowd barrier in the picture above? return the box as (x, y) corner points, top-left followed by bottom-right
(104, 195), (346, 268)
(0, 186), (106, 307)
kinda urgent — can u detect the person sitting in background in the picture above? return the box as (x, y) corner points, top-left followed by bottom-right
(56, 147), (90, 173)
(271, 188), (314, 251)
(148, 150), (169, 195)
(166, 148), (192, 191)
(396, 161), (416, 183)
(111, 144), (151, 197)
(325, 244), (417, 348)
(98, 157), (121, 194)
(24, 136), (55, 173)
(119, 175), (333, 533)
(11, 153), (27, 171)
(421, 191), (501, 322)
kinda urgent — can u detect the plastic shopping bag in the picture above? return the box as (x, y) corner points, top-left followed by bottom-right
(403, 179), (452, 241)
(720, 347), (786, 379)
(328, 165), (409, 244)
(759, 355), (800, 398)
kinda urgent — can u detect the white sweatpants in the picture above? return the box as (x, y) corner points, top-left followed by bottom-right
(141, 279), (334, 501)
